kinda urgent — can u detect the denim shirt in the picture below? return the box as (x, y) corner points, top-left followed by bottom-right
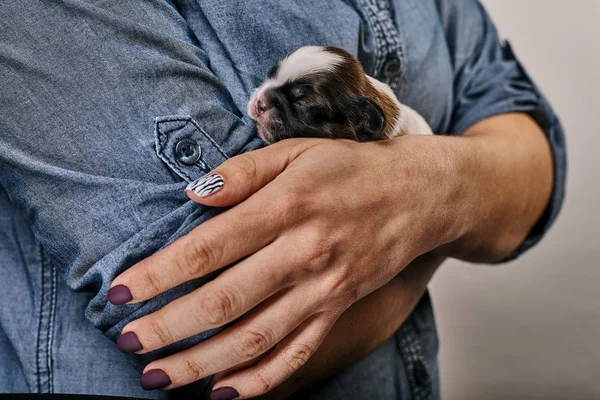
(0, 0), (566, 398)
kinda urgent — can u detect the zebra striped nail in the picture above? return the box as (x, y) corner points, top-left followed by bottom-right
(186, 173), (224, 197)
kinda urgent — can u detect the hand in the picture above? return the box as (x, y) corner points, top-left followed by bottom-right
(109, 136), (468, 397)
(212, 254), (445, 400)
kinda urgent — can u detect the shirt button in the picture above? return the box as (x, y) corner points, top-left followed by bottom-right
(175, 138), (201, 165)
(382, 56), (401, 79)
(412, 360), (430, 387)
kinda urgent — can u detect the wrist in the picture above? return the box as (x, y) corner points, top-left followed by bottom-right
(424, 114), (553, 262)
(425, 134), (487, 259)
(379, 134), (477, 257)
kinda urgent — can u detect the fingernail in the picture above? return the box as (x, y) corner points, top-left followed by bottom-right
(210, 387), (240, 400)
(117, 331), (143, 354)
(140, 369), (171, 391)
(107, 284), (133, 305)
(186, 173), (224, 197)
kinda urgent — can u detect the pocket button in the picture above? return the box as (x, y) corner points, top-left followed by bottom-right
(175, 138), (202, 165)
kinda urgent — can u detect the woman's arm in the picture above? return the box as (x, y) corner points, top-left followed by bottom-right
(208, 112), (551, 398)
(258, 112), (552, 397)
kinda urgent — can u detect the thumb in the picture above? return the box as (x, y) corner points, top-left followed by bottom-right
(185, 138), (315, 207)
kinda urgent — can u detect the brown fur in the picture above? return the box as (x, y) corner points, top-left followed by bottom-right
(325, 46), (400, 138)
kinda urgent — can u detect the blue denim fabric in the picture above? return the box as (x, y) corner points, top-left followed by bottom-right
(0, 0), (565, 398)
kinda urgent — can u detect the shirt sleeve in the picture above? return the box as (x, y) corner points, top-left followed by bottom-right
(437, 0), (567, 262)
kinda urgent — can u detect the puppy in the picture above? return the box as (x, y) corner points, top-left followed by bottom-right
(248, 46), (431, 144)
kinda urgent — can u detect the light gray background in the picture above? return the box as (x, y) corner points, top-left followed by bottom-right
(431, 1), (600, 399)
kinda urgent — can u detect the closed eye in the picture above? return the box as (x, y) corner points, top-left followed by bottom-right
(289, 85), (312, 102)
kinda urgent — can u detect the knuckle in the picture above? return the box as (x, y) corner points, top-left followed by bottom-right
(148, 317), (174, 346)
(252, 368), (275, 394)
(281, 342), (314, 371)
(273, 185), (309, 224)
(182, 358), (208, 382)
(297, 226), (336, 275)
(143, 266), (164, 294)
(200, 289), (237, 326)
(232, 154), (259, 181)
(324, 266), (356, 304)
(178, 237), (221, 278)
(308, 234), (336, 266)
(235, 327), (276, 359)
(273, 190), (296, 217)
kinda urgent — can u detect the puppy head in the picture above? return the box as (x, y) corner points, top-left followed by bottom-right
(248, 46), (399, 144)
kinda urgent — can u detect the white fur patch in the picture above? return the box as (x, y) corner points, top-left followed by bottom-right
(367, 76), (432, 136)
(275, 46), (343, 84)
(248, 46), (344, 118)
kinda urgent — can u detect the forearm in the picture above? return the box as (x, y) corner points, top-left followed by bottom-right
(433, 113), (554, 262)
(262, 254), (443, 399)
(386, 113), (553, 263)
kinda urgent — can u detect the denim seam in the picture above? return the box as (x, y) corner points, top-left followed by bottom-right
(35, 248), (56, 393)
(185, 116), (230, 161)
(396, 317), (433, 400)
(47, 256), (57, 393)
(353, 0), (405, 92)
(35, 246), (44, 393)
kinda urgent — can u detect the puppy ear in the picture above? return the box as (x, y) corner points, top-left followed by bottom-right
(347, 97), (387, 141)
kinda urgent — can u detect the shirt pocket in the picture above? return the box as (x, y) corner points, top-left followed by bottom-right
(154, 115), (230, 183)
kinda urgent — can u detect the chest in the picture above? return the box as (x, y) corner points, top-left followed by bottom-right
(190, 0), (454, 133)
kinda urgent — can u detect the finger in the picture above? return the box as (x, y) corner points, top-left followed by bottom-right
(119, 237), (295, 353)
(211, 313), (334, 399)
(108, 188), (287, 304)
(139, 285), (324, 390)
(108, 139), (318, 305)
(185, 138), (318, 207)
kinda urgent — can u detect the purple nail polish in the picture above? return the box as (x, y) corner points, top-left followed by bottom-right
(107, 284), (133, 305)
(140, 369), (171, 391)
(210, 387), (240, 400)
(117, 331), (143, 354)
